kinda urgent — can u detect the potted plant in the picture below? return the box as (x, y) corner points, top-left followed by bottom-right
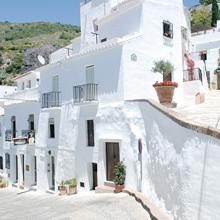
(113, 161), (126, 193)
(64, 178), (77, 195)
(58, 181), (66, 196)
(0, 178), (8, 188)
(152, 60), (178, 104)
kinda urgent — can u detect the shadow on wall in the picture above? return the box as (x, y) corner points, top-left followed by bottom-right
(139, 102), (220, 220)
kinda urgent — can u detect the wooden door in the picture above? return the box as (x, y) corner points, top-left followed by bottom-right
(92, 163), (98, 190)
(15, 156), (18, 182)
(218, 73), (220, 90)
(106, 143), (120, 182)
(51, 156), (55, 190)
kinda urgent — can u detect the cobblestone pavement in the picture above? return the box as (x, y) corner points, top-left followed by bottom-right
(0, 188), (151, 220)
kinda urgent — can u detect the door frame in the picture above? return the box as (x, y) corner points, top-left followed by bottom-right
(100, 139), (121, 183)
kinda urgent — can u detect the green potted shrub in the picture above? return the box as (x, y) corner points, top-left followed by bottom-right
(64, 178), (77, 195)
(113, 161), (126, 193)
(0, 178), (8, 188)
(152, 60), (178, 104)
(58, 181), (66, 196)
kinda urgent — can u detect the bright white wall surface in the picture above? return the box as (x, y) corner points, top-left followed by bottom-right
(98, 4), (143, 41)
(52, 99), (220, 220)
(15, 71), (40, 91)
(40, 45), (124, 103)
(3, 102), (40, 138)
(80, 0), (112, 49)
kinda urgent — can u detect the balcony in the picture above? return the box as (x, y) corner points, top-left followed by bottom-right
(73, 83), (98, 103)
(13, 130), (35, 145)
(41, 91), (61, 108)
(5, 130), (12, 142)
(183, 68), (202, 83)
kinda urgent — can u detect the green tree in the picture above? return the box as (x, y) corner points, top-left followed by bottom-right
(191, 8), (211, 32)
(200, 0), (214, 5)
(211, 0), (219, 27)
(0, 52), (3, 66)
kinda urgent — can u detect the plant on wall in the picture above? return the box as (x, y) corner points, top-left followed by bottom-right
(152, 60), (174, 81)
(152, 60), (178, 105)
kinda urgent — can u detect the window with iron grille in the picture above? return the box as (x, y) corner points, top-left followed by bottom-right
(49, 118), (55, 138)
(87, 120), (94, 147)
(0, 156), (3, 170)
(163, 21), (173, 39)
(5, 153), (10, 169)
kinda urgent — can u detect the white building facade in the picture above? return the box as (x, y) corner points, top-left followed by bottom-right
(0, 1), (220, 220)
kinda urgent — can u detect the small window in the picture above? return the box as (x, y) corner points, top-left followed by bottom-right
(163, 21), (173, 39)
(101, 38), (107, 43)
(22, 82), (25, 90)
(200, 51), (207, 61)
(28, 80), (31, 88)
(181, 27), (187, 41)
(87, 120), (94, 146)
(0, 156), (3, 170)
(49, 118), (55, 138)
(5, 153), (10, 169)
(93, 19), (98, 32)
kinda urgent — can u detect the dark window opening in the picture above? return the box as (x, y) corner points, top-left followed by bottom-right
(80, 182), (85, 187)
(200, 51), (207, 61)
(163, 21), (173, 39)
(5, 153), (10, 169)
(0, 156), (3, 169)
(49, 118), (55, 138)
(87, 120), (94, 146)
(101, 38), (107, 43)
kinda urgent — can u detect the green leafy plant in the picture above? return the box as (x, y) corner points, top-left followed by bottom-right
(152, 60), (174, 81)
(113, 162), (126, 185)
(64, 178), (77, 187)
(211, 0), (219, 27)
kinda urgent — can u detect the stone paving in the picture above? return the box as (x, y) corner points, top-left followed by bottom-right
(175, 90), (220, 129)
(0, 188), (151, 220)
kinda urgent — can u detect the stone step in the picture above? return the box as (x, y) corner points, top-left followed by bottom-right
(95, 185), (115, 193)
(104, 181), (115, 188)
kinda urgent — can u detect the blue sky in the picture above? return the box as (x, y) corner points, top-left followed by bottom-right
(0, 0), (198, 25)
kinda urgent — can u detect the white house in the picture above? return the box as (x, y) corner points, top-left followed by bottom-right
(0, 1), (220, 220)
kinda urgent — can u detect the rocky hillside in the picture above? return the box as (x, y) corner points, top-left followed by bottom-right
(0, 22), (80, 85)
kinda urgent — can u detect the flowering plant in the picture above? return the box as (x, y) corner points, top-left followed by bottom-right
(153, 81), (178, 88)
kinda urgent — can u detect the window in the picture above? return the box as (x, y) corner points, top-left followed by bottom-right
(86, 65), (94, 84)
(163, 21), (173, 38)
(28, 80), (31, 88)
(5, 153), (10, 169)
(22, 82), (25, 90)
(49, 118), (55, 138)
(93, 19), (98, 32)
(101, 38), (107, 43)
(52, 75), (59, 92)
(181, 27), (187, 41)
(87, 120), (94, 146)
(200, 51), (207, 61)
(0, 156), (3, 170)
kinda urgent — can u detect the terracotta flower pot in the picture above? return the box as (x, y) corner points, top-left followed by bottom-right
(114, 184), (124, 193)
(154, 86), (175, 104)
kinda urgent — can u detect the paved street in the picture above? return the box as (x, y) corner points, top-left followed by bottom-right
(0, 188), (150, 220)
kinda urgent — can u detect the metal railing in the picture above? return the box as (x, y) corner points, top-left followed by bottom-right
(73, 83), (98, 103)
(5, 130), (12, 142)
(183, 68), (203, 83)
(41, 91), (61, 108)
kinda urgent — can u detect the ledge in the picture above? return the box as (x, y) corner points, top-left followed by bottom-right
(127, 99), (220, 140)
(123, 189), (170, 220)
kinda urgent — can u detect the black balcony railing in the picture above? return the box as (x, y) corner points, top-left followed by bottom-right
(41, 91), (61, 108)
(183, 68), (203, 83)
(73, 83), (98, 103)
(5, 130), (12, 142)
